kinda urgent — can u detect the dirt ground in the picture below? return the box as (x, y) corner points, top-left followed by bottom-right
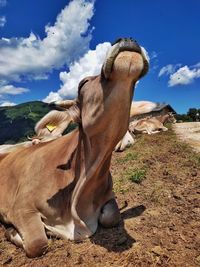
(173, 122), (200, 153)
(0, 128), (200, 267)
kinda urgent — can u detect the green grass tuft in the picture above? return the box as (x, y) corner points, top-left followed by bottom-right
(126, 168), (146, 184)
(116, 152), (138, 164)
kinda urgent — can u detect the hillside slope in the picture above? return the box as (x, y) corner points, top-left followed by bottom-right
(0, 101), (51, 144)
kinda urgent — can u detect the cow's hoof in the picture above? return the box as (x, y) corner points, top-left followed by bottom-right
(99, 199), (121, 228)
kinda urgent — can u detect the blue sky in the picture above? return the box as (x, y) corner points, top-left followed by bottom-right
(0, 0), (200, 113)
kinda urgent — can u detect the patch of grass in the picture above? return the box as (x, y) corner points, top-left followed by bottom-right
(126, 168), (146, 184)
(190, 154), (200, 166)
(113, 177), (130, 194)
(116, 152), (138, 164)
(114, 184), (129, 194)
(125, 152), (138, 161)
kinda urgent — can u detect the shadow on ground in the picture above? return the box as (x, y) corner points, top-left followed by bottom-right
(90, 205), (146, 252)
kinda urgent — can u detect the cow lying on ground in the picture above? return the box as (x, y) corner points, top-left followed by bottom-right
(116, 112), (176, 151)
(0, 38), (149, 257)
(115, 101), (157, 151)
(129, 113), (176, 135)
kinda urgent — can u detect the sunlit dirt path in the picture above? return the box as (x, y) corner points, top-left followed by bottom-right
(173, 122), (200, 152)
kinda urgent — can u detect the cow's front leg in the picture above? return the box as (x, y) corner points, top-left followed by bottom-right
(13, 212), (48, 258)
(99, 198), (121, 228)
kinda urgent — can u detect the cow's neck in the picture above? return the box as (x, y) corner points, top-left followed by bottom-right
(70, 77), (134, 228)
(69, 127), (113, 231)
(158, 114), (169, 124)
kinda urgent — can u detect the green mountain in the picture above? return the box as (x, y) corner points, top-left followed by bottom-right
(0, 101), (51, 144)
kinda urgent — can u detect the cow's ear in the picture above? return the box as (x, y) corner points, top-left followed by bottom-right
(49, 99), (76, 110)
(34, 110), (63, 135)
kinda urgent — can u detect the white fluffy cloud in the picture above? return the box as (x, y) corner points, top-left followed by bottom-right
(159, 64), (175, 77)
(0, 101), (16, 107)
(0, 0), (94, 83)
(43, 42), (111, 102)
(0, 85), (29, 97)
(169, 65), (200, 87)
(43, 92), (62, 103)
(159, 62), (200, 86)
(0, 16), (6, 27)
(158, 64), (180, 77)
(43, 43), (151, 102)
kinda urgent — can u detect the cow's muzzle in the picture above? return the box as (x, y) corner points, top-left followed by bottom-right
(102, 37), (149, 79)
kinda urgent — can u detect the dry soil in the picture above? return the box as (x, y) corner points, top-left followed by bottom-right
(0, 127), (200, 267)
(173, 122), (200, 153)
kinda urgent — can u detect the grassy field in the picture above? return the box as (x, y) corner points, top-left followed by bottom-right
(0, 128), (200, 266)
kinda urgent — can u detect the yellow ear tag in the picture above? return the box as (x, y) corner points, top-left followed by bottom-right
(46, 124), (57, 132)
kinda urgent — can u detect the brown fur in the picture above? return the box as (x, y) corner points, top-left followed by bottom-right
(153, 113), (176, 124)
(0, 39), (148, 257)
(129, 113), (176, 135)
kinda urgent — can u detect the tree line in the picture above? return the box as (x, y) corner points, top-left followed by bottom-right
(176, 108), (200, 122)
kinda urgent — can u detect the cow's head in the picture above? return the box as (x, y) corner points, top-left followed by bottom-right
(102, 37), (149, 80)
(48, 38), (149, 138)
(168, 112), (177, 124)
(77, 38), (149, 142)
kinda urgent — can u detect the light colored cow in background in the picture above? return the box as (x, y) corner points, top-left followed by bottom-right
(116, 111), (176, 151)
(115, 101), (157, 151)
(129, 112), (176, 135)
(154, 112), (176, 125)
(0, 38), (149, 257)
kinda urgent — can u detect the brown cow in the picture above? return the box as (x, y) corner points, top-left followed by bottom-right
(129, 113), (176, 134)
(0, 38), (149, 257)
(115, 101), (157, 151)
